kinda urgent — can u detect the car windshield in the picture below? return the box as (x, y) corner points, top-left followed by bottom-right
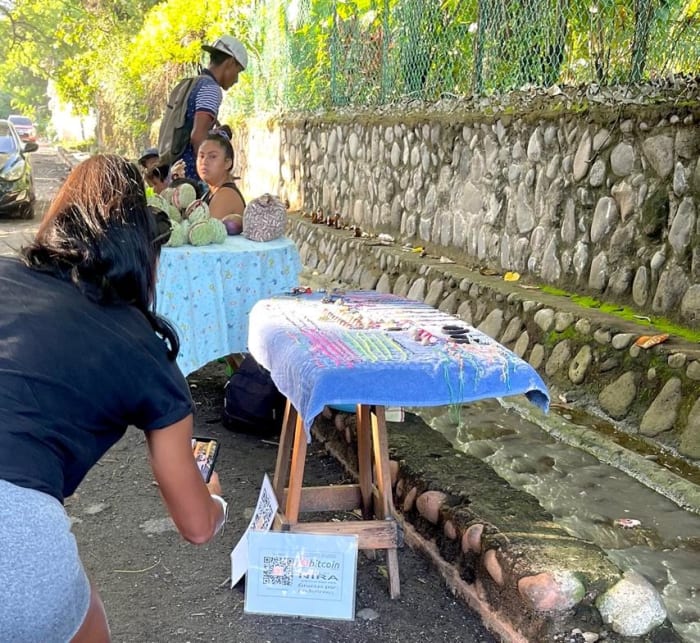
(9, 116), (32, 126)
(0, 124), (17, 153)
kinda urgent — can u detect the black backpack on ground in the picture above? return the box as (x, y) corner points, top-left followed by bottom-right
(223, 354), (286, 438)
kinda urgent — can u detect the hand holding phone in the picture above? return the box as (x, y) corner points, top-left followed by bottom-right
(191, 436), (219, 483)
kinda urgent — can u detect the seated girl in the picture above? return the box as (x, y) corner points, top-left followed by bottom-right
(196, 130), (246, 222)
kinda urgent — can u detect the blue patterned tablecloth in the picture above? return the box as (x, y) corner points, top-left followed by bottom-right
(248, 291), (550, 440)
(156, 236), (301, 376)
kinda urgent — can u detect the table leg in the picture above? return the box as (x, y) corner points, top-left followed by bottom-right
(284, 412), (307, 525)
(371, 405), (401, 599)
(356, 404), (373, 520)
(272, 401), (297, 501)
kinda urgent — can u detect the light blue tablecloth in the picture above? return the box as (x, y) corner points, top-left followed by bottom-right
(156, 236), (301, 376)
(248, 291), (550, 439)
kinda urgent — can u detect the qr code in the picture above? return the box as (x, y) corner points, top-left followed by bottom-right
(252, 489), (274, 530)
(262, 555), (293, 586)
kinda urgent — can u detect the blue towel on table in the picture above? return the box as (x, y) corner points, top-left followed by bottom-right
(248, 291), (549, 440)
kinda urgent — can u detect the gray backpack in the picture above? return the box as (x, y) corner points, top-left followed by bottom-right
(157, 75), (205, 166)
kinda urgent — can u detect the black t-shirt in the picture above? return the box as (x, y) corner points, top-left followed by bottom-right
(0, 257), (194, 503)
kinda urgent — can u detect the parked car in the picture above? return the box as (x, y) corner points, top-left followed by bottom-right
(7, 114), (36, 142)
(0, 119), (38, 219)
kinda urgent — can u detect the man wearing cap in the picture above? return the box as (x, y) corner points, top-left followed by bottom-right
(179, 36), (248, 181)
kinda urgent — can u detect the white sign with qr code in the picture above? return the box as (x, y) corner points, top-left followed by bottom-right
(230, 474), (279, 588)
(245, 531), (358, 620)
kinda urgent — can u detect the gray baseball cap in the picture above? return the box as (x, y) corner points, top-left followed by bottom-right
(202, 36), (248, 70)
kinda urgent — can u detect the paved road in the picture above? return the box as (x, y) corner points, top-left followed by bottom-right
(0, 144), (69, 255)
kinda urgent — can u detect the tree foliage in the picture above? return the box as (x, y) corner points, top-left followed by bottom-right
(0, 0), (696, 149)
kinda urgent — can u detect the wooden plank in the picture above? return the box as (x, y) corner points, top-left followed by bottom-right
(272, 401), (297, 499)
(288, 519), (399, 549)
(370, 406), (393, 519)
(356, 404), (373, 519)
(370, 407), (401, 598)
(280, 485), (362, 513)
(284, 413), (308, 524)
(386, 547), (401, 599)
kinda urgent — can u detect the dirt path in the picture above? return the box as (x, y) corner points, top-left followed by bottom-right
(69, 363), (497, 643)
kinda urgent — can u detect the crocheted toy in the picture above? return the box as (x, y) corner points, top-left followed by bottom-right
(184, 199), (210, 224)
(242, 193), (287, 242)
(188, 218), (227, 246)
(166, 220), (190, 247)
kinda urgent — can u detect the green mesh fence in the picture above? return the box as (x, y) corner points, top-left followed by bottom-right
(234, 0), (699, 114)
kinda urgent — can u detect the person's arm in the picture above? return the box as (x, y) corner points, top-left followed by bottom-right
(208, 185), (246, 220)
(145, 414), (225, 544)
(190, 111), (216, 161)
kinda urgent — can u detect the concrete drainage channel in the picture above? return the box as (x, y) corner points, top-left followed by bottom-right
(293, 219), (700, 642)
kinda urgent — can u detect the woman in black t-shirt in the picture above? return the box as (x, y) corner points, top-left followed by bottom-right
(0, 155), (228, 643)
(196, 128), (246, 221)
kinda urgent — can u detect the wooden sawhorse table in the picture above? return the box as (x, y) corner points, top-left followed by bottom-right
(271, 401), (402, 598)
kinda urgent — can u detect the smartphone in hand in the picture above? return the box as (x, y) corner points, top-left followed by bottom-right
(191, 436), (219, 483)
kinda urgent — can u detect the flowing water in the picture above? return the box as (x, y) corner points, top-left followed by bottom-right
(418, 398), (700, 643)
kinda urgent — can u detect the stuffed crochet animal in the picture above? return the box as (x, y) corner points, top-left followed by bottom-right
(149, 189), (228, 248)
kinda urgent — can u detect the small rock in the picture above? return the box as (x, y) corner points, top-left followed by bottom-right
(484, 549), (504, 585)
(402, 486), (417, 512)
(462, 523), (484, 553)
(140, 517), (177, 534)
(84, 502), (109, 515)
(416, 490), (447, 524)
(596, 570), (666, 637)
(356, 607), (380, 621)
(389, 460), (399, 487)
(611, 333), (635, 350)
(518, 570), (585, 612)
(667, 353), (687, 369)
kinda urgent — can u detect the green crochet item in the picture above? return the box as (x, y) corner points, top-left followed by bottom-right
(167, 203), (182, 223)
(166, 221), (189, 247)
(186, 201), (210, 225)
(171, 182), (197, 212)
(147, 193), (169, 213)
(188, 218), (227, 246)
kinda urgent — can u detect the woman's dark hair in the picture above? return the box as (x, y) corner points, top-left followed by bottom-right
(204, 129), (234, 170)
(21, 154), (180, 359)
(145, 163), (170, 182)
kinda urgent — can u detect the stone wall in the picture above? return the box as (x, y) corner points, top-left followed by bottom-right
(234, 100), (700, 328)
(284, 214), (700, 464)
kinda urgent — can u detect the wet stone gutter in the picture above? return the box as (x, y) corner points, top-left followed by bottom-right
(287, 214), (700, 641)
(313, 410), (681, 643)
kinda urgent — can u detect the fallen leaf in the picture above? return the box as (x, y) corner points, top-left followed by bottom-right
(634, 333), (669, 349)
(479, 267), (500, 276)
(503, 271), (520, 282)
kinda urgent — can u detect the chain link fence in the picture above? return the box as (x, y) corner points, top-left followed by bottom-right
(234, 0), (699, 115)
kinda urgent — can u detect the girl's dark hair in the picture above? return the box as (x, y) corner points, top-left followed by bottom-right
(204, 129), (235, 168)
(21, 154), (180, 359)
(146, 163), (170, 182)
